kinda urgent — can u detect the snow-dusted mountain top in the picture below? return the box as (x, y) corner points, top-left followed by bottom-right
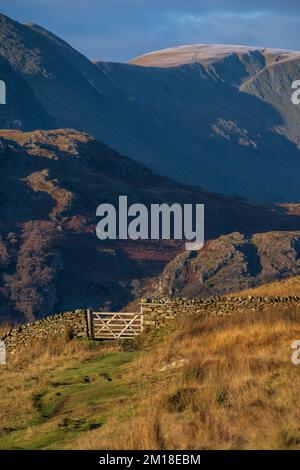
(130, 44), (300, 67)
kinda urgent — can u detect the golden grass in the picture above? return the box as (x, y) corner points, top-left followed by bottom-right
(2, 304), (300, 449)
(230, 276), (300, 297)
(77, 306), (300, 450)
(0, 324), (9, 338)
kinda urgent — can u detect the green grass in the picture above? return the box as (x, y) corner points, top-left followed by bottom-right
(0, 350), (141, 450)
(3, 306), (300, 450)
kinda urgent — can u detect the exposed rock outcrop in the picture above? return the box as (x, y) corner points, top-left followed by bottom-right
(152, 232), (300, 298)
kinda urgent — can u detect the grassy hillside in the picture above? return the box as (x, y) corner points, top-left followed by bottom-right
(231, 276), (300, 297)
(1, 304), (300, 450)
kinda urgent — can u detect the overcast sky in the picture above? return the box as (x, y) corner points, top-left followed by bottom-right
(1, 0), (300, 62)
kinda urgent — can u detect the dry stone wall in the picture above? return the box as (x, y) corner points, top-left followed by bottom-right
(2, 296), (300, 352)
(141, 296), (300, 328)
(1, 310), (87, 352)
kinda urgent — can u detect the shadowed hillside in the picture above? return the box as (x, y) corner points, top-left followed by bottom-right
(1, 14), (300, 201)
(2, 129), (294, 323)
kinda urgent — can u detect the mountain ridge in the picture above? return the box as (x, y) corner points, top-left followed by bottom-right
(130, 44), (300, 68)
(1, 13), (300, 201)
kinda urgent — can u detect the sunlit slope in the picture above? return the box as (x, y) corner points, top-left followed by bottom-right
(231, 276), (300, 297)
(2, 303), (300, 450)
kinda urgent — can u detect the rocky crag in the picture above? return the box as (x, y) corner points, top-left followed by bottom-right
(152, 232), (300, 299)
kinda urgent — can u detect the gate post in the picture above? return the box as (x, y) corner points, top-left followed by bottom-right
(87, 308), (94, 339)
(140, 304), (144, 332)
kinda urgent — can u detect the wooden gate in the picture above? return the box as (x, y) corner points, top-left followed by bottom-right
(87, 309), (143, 339)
